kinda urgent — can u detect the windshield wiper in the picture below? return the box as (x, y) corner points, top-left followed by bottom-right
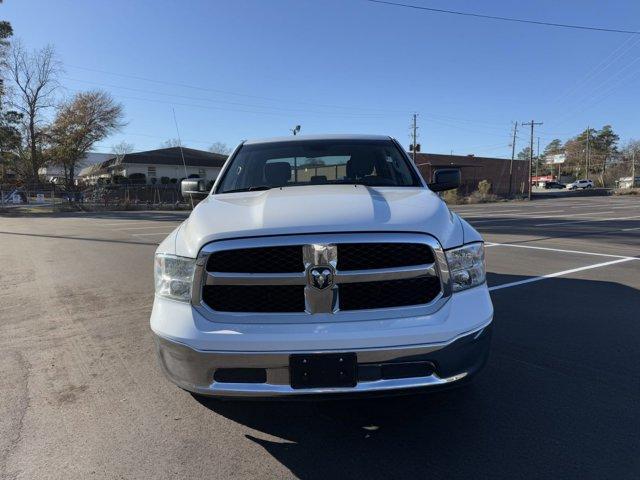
(220, 185), (274, 194)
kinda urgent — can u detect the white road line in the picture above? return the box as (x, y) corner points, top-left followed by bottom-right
(622, 227), (640, 231)
(488, 258), (637, 292)
(538, 202), (629, 209)
(467, 211), (616, 223)
(453, 209), (525, 215)
(131, 232), (174, 237)
(116, 225), (179, 231)
(456, 207), (563, 216)
(535, 215), (640, 227)
(485, 242), (635, 259)
(465, 207), (614, 218)
(99, 221), (175, 226)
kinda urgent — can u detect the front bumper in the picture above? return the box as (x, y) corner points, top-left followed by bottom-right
(154, 323), (492, 398)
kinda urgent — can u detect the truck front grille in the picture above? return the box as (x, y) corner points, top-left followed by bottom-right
(202, 284), (305, 312)
(207, 246), (303, 273)
(337, 243), (434, 270)
(339, 276), (442, 311)
(199, 237), (445, 315)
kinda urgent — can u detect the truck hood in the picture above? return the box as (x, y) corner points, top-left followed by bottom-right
(174, 185), (463, 257)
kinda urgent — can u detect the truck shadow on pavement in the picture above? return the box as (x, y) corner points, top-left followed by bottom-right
(193, 273), (640, 480)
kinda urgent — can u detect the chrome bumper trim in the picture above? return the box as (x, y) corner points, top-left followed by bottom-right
(153, 323), (491, 397)
(191, 372), (468, 397)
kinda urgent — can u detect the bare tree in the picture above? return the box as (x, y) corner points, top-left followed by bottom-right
(209, 141), (231, 155)
(8, 42), (61, 180)
(48, 90), (124, 188)
(111, 140), (134, 162)
(160, 138), (181, 148)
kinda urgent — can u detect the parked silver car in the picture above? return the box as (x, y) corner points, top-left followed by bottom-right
(567, 179), (594, 190)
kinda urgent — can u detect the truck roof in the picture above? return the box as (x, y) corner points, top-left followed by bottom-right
(243, 134), (392, 145)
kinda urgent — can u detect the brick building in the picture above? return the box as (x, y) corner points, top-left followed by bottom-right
(413, 153), (530, 197)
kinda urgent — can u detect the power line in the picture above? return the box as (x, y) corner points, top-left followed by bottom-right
(62, 86), (398, 120)
(65, 72), (516, 129)
(548, 55), (640, 128)
(62, 76), (402, 118)
(66, 64), (408, 114)
(549, 34), (640, 109)
(366, 0), (640, 35)
(65, 66), (522, 131)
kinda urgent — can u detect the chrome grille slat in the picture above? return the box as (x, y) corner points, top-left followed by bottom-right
(206, 272), (307, 286)
(335, 263), (437, 284)
(205, 263), (437, 287)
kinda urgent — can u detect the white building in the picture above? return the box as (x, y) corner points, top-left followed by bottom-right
(39, 152), (113, 183)
(78, 147), (228, 185)
(616, 176), (640, 189)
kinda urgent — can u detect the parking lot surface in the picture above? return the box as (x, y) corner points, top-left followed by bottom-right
(1, 196), (638, 479)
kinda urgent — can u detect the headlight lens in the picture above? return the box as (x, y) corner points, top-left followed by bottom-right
(445, 242), (486, 292)
(154, 253), (196, 302)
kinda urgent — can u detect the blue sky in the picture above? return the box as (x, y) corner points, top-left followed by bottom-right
(4, 0), (640, 157)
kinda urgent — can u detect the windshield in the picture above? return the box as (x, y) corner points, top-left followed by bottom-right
(216, 139), (421, 193)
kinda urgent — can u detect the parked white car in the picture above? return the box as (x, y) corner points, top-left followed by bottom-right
(151, 135), (493, 398)
(567, 179), (594, 190)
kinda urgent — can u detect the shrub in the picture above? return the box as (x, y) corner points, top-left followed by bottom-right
(467, 191), (497, 204)
(614, 188), (639, 195)
(170, 178), (177, 184)
(128, 173), (146, 184)
(477, 180), (491, 196)
(150, 177), (157, 185)
(441, 188), (460, 205)
(160, 176), (171, 185)
(464, 179), (497, 203)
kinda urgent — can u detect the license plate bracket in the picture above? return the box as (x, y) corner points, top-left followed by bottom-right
(290, 353), (357, 389)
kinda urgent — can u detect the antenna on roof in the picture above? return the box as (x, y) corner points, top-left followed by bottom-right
(172, 108), (194, 209)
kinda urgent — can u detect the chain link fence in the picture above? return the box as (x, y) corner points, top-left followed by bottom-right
(1, 182), (191, 211)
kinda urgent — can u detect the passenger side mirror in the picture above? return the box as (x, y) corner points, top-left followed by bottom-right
(181, 178), (208, 199)
(428, 168), (461, 192)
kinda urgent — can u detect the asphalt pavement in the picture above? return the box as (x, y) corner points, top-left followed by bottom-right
(0, 196), (638, 479)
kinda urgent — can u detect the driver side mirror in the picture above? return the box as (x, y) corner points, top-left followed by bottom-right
(428, 168), (460, 192)
(181, 178), (208, 199)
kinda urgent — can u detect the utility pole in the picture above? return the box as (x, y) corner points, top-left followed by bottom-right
(632, 150), (636, 187)
(585, 126), (590, 179)
(508, 121), (518, 198)
(410, 113), (419, 163)
(522, 120), (543, 200)
(535, 136), (540, 179)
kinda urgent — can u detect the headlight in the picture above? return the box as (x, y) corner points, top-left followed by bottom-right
(154, 253), (196, 302)
(445, 242), (486, 292)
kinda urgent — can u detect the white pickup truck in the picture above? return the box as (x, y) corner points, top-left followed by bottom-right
(151, 135), (493, 397)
